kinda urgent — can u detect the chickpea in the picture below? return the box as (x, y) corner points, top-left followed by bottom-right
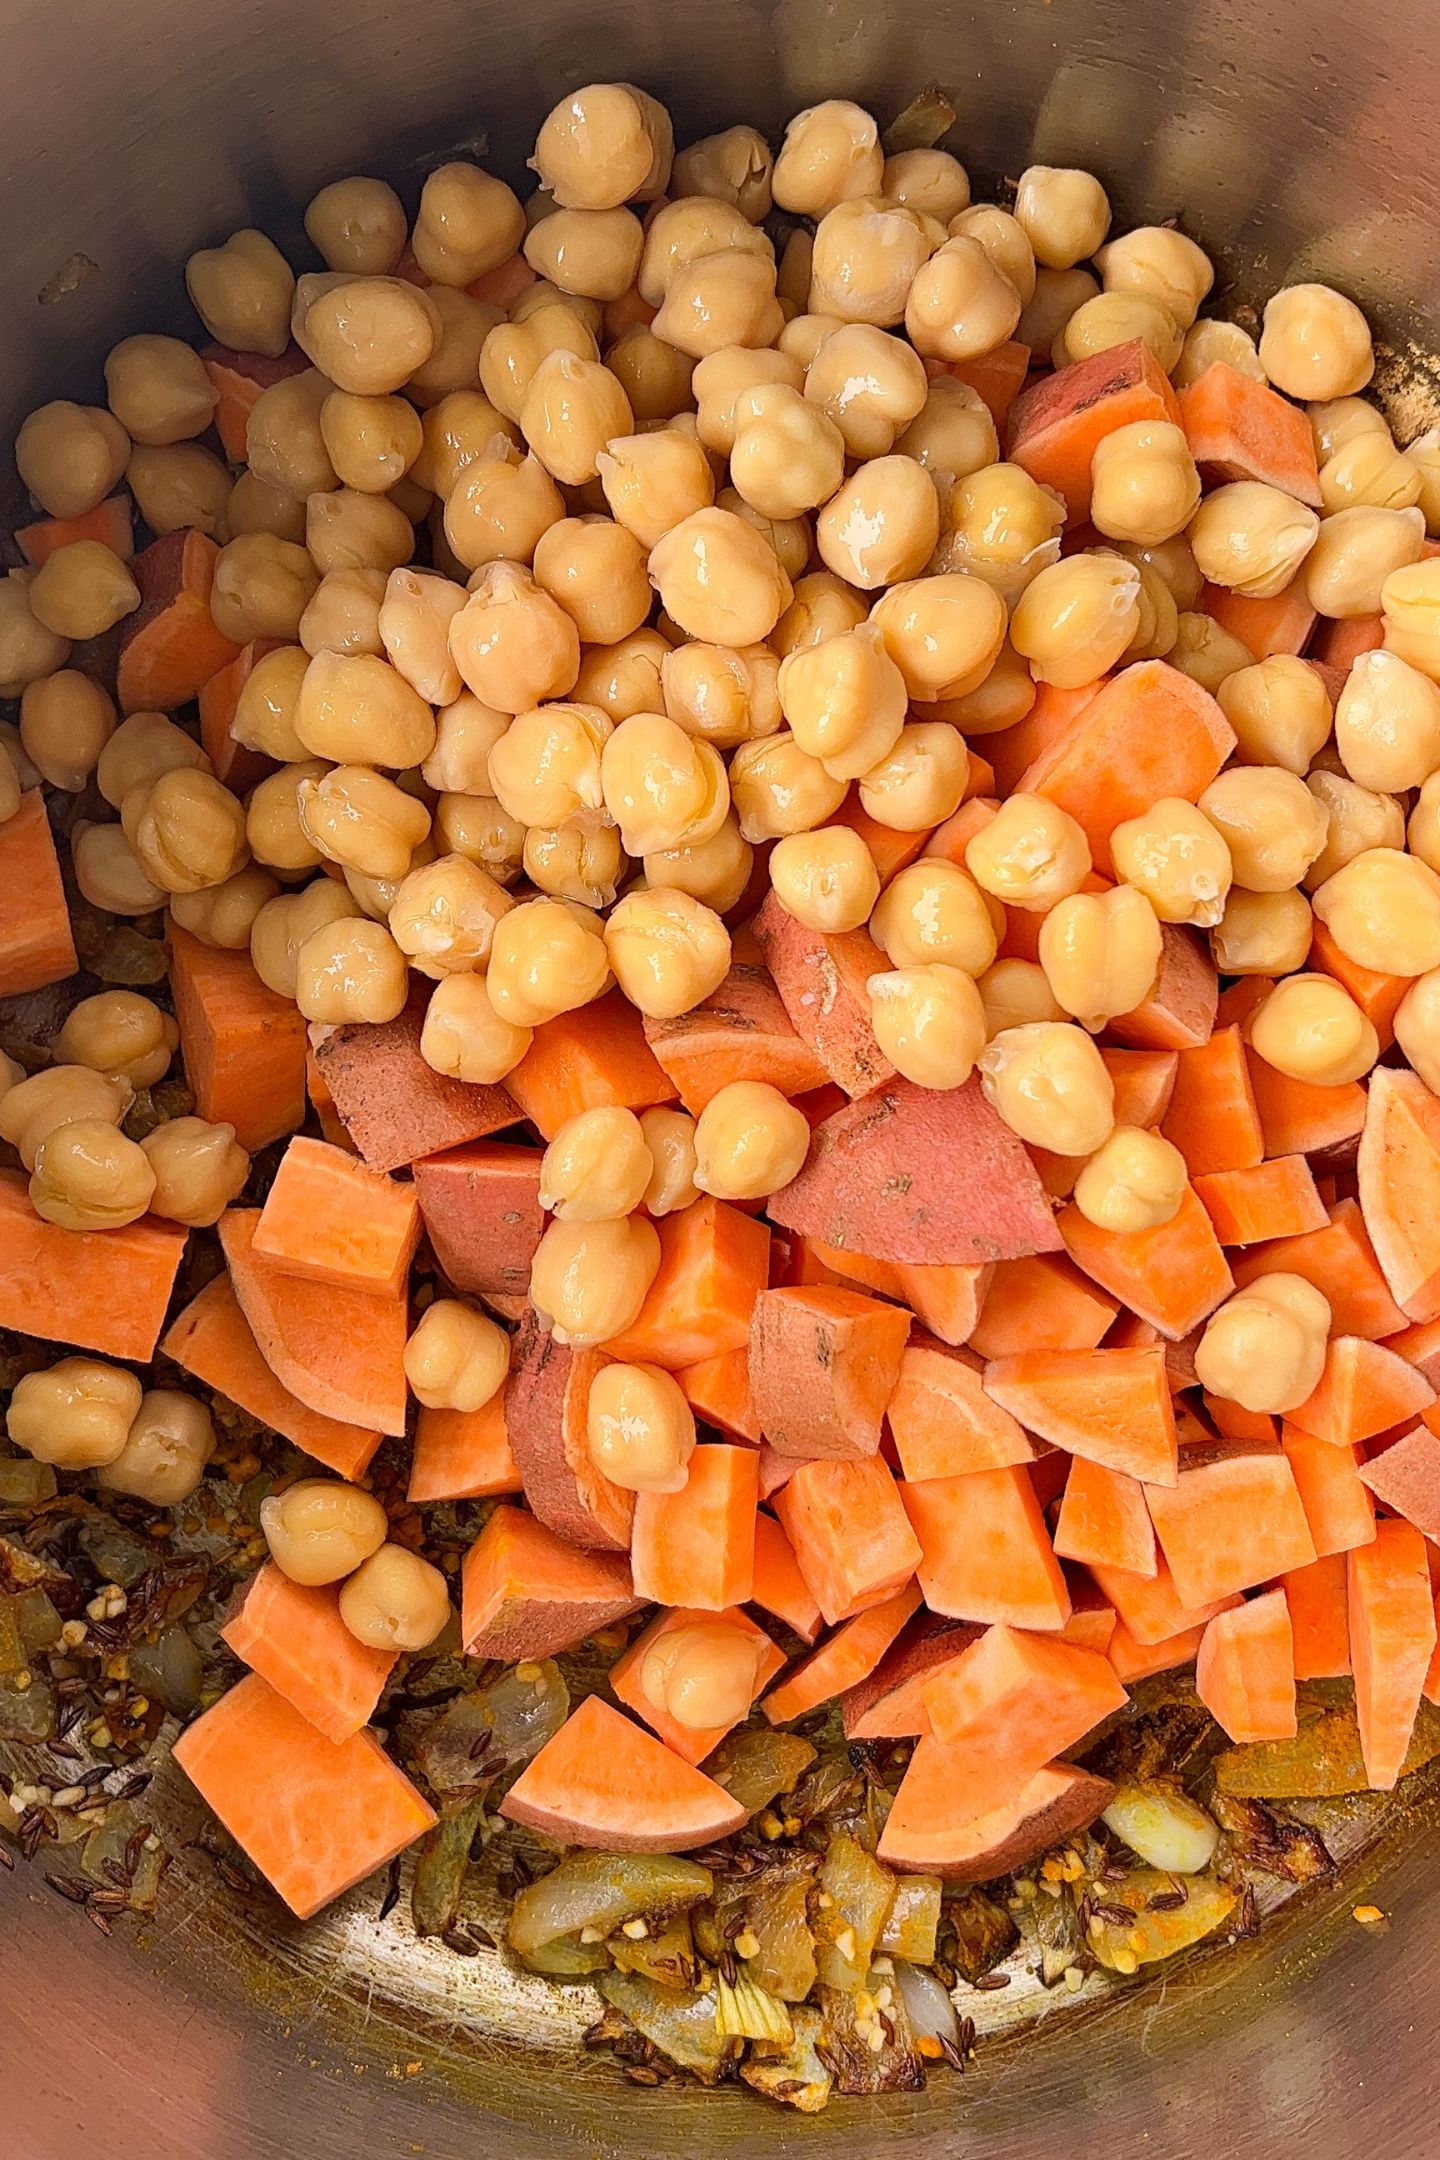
(119, 767), (248, 896)
(772, 100), (883, 217)
(448, 562), (581, 714)
(936, 462), (1065, 602)
(638, 1107), (700, 1217)
(771, 574), (868, 662)
(530, 82), (671, 209)
(1194, 1273), (1331, 1415)
(530, 516), (650, 648)
(1089, 420), (1202, 548)
(1196, 766), (1328, 894)
(1173, 317), (1266, 389)
(644, 506), (790, 648)
(0, 1065), (132, 1171)
(532, 1105), (651, 1223)
(388, 853), (511, 978)
(245, 368), (337, 499)
(591, 431), (712, 559)
(666, 125), (770, 219)
(86, 1387), (212, 1507)
(401, 1300), (508, 1418)
(19, 670), (115, 792)
(1249, 971), (1379, 1087)
(208, 531), (317, 644)
(1319, 432), (1423, 520)
(433, 790), (526, 886)
(57, 991), (177, 1088)
(688, 1079), (808, 1201)
(723, 384), (842, 525)
(644, 814), (754, 914)
(512, 278), (603, 332)
(185, 226), (293, 356)
(524, 206), (647, 306)
(640, 1617), (766, 1728)
(905, 234), (1023, 363)
(409, 975), (522, 1090)
(814, 456), (940, 593)
(1309, 396), (1387, 465)
(660, 640), (779, 751)
(598, 710), (727, 857)
(1057, 291), (1182, 372)
(302, 276), (440, 396)
(1013, 166), (1111, 269)
(249, 878), (361, 998)
(775, 238), (817, 319)
(1169, 608), (1254, 693)
(305, 176), (406, 275)
(1218, 655), (1333, 775)
(1380, 558), (1440, 686)
(1212, 886), (1311, 976)
(127, 441), (231, 539)
(104, 334), (217, 445)
(602, 886), (729, 1019)
(30, 1118), (156, 1230)
(584, 1361), (697, 1500)
(807, 197), (931, 327)
(1109, 796), (1234, 929)
(225, 469), (308, 546)
(335, 1545), (450, 1653)
(1016, 265), (1099, 354)
(260, 1477), (388, 1586)
(1040, 884), (1164, 1033)
(691, 348), (799, 456)
(367, 570), (463, 710)
(294, 915), (408, 1024)
(880, 145), (969, 221)
(0, 572), (71, 695)
(305, 488), (413, 581)
(406, 288), (503, 410)
(420, 694), (509, 795)
(316, 390), (421, 498)
(716, 490), (811, 586)
(651, 248), (782, 358)
(6, 1358), (142, 1471)
(1259, 283), (1374, 401)
(604, 323), (696, 429)
(485, 897), (610, 1027)
(1190, 481), (1322, 600)
(1073, 1124), (1188, 1235)
(170, 864), (282, 949)
(294, 765), (428, 882)
(1307, 505), (1425, 620)
(728, 730), (847, 843)
(71, 822), (166, 916)
(1396, 969), (1440, 1093)
(871, 859), (998, 976)
(28, 542), (138, 641)
(515, 350), (633, 489)
(774, 620), (904, 781)
(484, 700), (607, 829)
(869, 572), (1007, 702)
(481, 303), (600, 428)
(894, 374), (998, 482)
(949, 205), (1035, 305)
(16, 401), (130, 519)
(134, 1116), (250, 1233)
(1312, 847), (1440, 975)
(1406, 425), (1440, 535)
(858, 721), (971, 832)
(868, 963), (989, 1089)
(978, 1021), (1116, 1155)
(1334, 648), (1440, 792)
(443, 438), (564, 573)
(1306, 770), (1405, 889)
(767, 825), (879, 935)
(1008, 551), (1140, 688)
(1093, 225), (1213, 330)
(979, 957), (1066, 1034)
(924, 640), (1038, 738)
(414, 390), (519, 501)
(520, 823), (622, 909)
(531, 1213), (662, 1348)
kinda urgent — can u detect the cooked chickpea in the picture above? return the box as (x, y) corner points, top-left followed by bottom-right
(594, 427), (713, 556)
(978, 957), (1066, 1034)
(1259, 283), (1374, 401)
(768, 826), (880, 934)
(19, 670), (115, 792)
(978, 1021), (1116, 1155)
(1189, 481), (1321, 600)
(226, 469), (309, 545)
(1194, 1273), (1331, 1415)
(388, 854), (512, 977)
(662, 640), (780, 750)
(96, 1387), (216, 1506)
(1017, 266), (1100, 354)
(808, 197), (931, 327)
(881, 145), (970, 221)
(671, 125), (773, 220)
(245, 369), (337, 497)
(772, 101), (883, 217)
(16, 401), (130, 519)
(0, 572), (71, 695)
(776, 620), (907, 780)
(815, 455), (940, 592)
(71, 821), (166, 915)
(1173, 318), (1265, 388)
(531, 83), (671, 209)
(294, 915), (409, 1024)
(869, 572), (1007, 701)
(305, 176), (406, 275)
(1212, 887), (1312, 975)
(529, 1214), (662, 1348)
(448, 563), (581, 713)
(486, 896), (610, 1026)
(487, 700), (610, 828)
(646, 506), (791, 647)
(28, 541), (139, 641)
(1406, 426), (1440, 535)
(1073, 1125), (1188, 1234)
(1218, 654), (1333, 774)
(871, 859), (999, 975)
(1038, 884), (1163, 1032)
(421, 694), (509, 794)
(724, 384), (843, 524)
(1093, 225), (1213, 330)
(517, 350), (633, 488)
(690, 1080), (808, 1200)
(370, 569), (465, 709)
(1319, 431), (1423, 518)
(1306, 505), (1425, 619)
(604, 324), (696, 428)
(407, 287), (505, 409)
(539, 1105), (655, 1221)
(1306, 770), (1405, 889)
(1013, 166), (1111, 269)
(244, 759), (326, 873)
(1334, 648), (1440, 792)
(1011, 551), (1142, 686)
(1057, 290), (1182, 372)
(420, 970), (533, 1083)
(185, 226), (293, 356)
(434, 791), (526, 885)
(604, 886), (730, 1018)
(1196, 765), (1328, 894)
(936, 462), (1065, 602)
(414, 390), (520, 500)
(121, 767), (249, 895)
(1395, 969), (1440, 1093)
(635, 1107), (698, 1218)
(30, 1117), (156, 1230)
(1090, 421), (1202, 547)
(651, 247), (783, 357)
(6, 1358), (143, 1470)
(728, 730), (848, 842)
(57, 992), (177, 1089)
(640, 1617), (766, 1728)
(1249, 971), (1378, 1087)
(317, 390), (422, 497)
(105, 334), (217, 445)
(305, 488), (413, 580)
(950, 205), (1036, 305)
(868, 963), (988, 1089)
(1310, 396), (1387, 464)
(260, 1477), (388, 1586)
(1168, 608), (1254, 692)
(301, 275), (439, 396)
(1111, 797), (1234, 928)
(600, 711), (728, 856)
(644, 815), (754, 914)
(775, 238), (817, 318)
(139, 1115), (250, 1227)
(904, 234), (1022, 363)
(1381, 558), (1440, 681)
(443, 438), (565, 572)
(530, 516), (651, 648)
(693, 348), (802, 456)
(249, 878), (361, 998)
(772, 574), (869, 662)
(404, 1299), (510, 1414)
(170, 864), (282, 950)
(858, 721), (971, 831)
(894, 374), (998, 482)
(523, 206), (648, 306)
(481, 304), (601, 427)
(127, 441), (231, 538)
(587, 1362), (696, 1494)
(209, 531), (317, 644)
(339, 1545), (451, 1653)
(0, 1065), (132, 1170)
(1312, 847), (1440, 975)
(927, 638), (1038, 735)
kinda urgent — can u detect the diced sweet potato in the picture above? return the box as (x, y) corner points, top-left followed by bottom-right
(1281, 1427), (1376, 1557)
(1146, 1450), (1317, 1608)
(1109, 923), (1219, 1052)
(1161, 1025), (1263, 1179)
(1289, 1335), (1435, 1447)
(1059, 1183), (1233, 1340)
(1091, 1553), (1239, 1648)
(630, 1443), (759, 1609)
(984, 1345), (1178, 1486)
(969, 1251), (1117, 1358)
(641, 959), (828, 1112)
(499, 1696), (747, 1852)
(505, 1310), (631, 1551)
(936, 338), (1032, 426)
(1232, 1199), (1406, 1340)
(899, 1466), (1071, 1630)
(1007, 338), (1181, 515)
(749, 1285), (911, 1460)
(15, 494), (133, 567)
(253, 1135), (420, 1298)
(0, 792), (77, 998)
(311, 995), (518, 1173)
(1359, 1422), (1440, 1542)
(1101, 1046), (1179, 1130)
(606, 1194), (770, 1369)
(749, 1511), (822, 1643)
(1178, 363), (1322, 507)
(832, 789), (932, 881)
(1054, 1458), (1157, 1576)
(117, 530), (241, 712)
(197, 637), (282, 793)
(609, 1605), (785, 1765)
(1284, 1554), (1351, 1680)
(505, 988), (675, 1139)
(887, 1337), (1040, 1479)
(773, 1455), (922, 1624)
(0, 1169), (186, 1364)
(222, 1563), (397, 1743)
(878, 1755), (1114, 1878)
(1348, 1520), (1437, 1787)
(917, 1624), (1128, 1820)
(1194, 1155), (1328, 1245)
(459, 1504), (642, 1659)
(202, 340), (309, 460)
(675, 1346), (762, 1443)
(1108, 1616), (1207, 1684)
(1357, 1067), (1440, 1323)
(1204, 578), (1318, 662)
(1196, 1590), (1298, 1743)
(763, 1582), (923, 1724)
(751, 890), (894, 1097)
(411, 1138), (543, 1299)
(409, 1394), (521, 1504)
(168, 924), (306, 1151)
(840, 1613), (981, 1739)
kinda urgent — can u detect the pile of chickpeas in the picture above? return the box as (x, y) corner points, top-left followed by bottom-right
(5, 82), (1440, 1639)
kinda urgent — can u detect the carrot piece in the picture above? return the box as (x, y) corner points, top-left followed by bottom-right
(842, 1613), (983, 1739)
(1309, 917), (1411, 1048)
(116, 529), (242, 712)
(1244, 1051), (1366, 1163)
(934, 338), (1032, 426)
(605, 1195), (771, 1368)
(1204, 1392), (1279, 1447)
(1146, 1449), (1317, 1607)
(1283, 1554), (1351, 1679)
(1289, 1335), (1436, 1447)
(762, 1583), (922, 1723)
(968, 1252), (1116, 1359)
(167, 923), (305, 1151)
(1178, 363), (1323, 505)
(983, 1344), (1178, 1486)
(1194, 1155), (1329, 1245)
(641, 958), (828, 1113)
(221, 1563), (397, 1743)
(1347, 1519), (1438, 1787)
(409, 1395), (520, 1504)
(770, 1075), (1062, 1267)
(1281, 1427), (1376, 1558)
(749, 1285), (911, 1461)
(984, 681), (1103, 797)
(253, 1135), (420, 1297)
(459, 1504), (640, 1659)
(1357, 1067), (1440, 1323)
(1100, 1046), (1178, 1130)
(773, 1456), (921, 1624)
(310, 993), (517, 1173)
(506, 1312), (631, 1551)
(887, 1337), (1040, 1479)
(1161, 1025), (1264, 1178)
(675, 1346), (762, 1443)
(200, 340), (309, 459)
(465, 252), (536, 309)
(197, 637), (281, 792)
(1054, 1458), (1157, 1576)
(218, 1208), (408, 1436)
(1196, 1589), (1297, 1743)
(750, 1512), (822, 1643)
(0, 792), (77, 997)
(173, 1673), (435, 1918)
(1109, 923), (1219, 1053)
(15, 495), (133, 567)
(878, 1753), (1113, 1879)
(1059, 1183), (1233, 1340)
(499, 1695), (747, 1852)
(750, 891), (894, 1097)
(505, 987), (675, 1139)
(162, 1271), (380, 1481)
(0, 1168), (184, 1363)
(1359, 1422), (1440, 1542)
(1108, 1614), (1207, 1683)
(1017, 661), (1235, 872)
(899, 1466), (1071, 1629)
(411, 1138), (543, 1300)
(1232, 1199), (1406, 1340)
(919, 1621), (1127, 1771)
(1202, 578), (1317, 660)
(1007, 338), (1181, 515)
(630, 1443), (760, 1609)
(609, 1606), (785, 1765)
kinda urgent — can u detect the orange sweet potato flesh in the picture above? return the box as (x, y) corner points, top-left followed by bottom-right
(985, 681), (1102, 797)
(1204, 579), (1318, 661)
(0, 1169), (184, 1362)
(501, 1695), (748, 1852)
(896, 1260), (996, 1346)
(1054, 1457), (1157, 1576)
(769, 1076), (1062, 1267)
(1059, 1182), (1233, 1341)
(1108, 1616), (1207, 1684)
(222, 1563), (397, 1743)
(15, 494), (133, 567)
(751, 891), (895, 1098)
(609, 1605), (785, 1765)
(172, 1672), (436, 1919)
(1196, 1589), (1298, 1743)
(1289, 1335), (1435, 1447)
(460, 1504), (642, 1660)
(505, 1311), (631, 1551)
(833, 790), (931, 882)
(0, 792), (77, 1002)
(1232, 1199), (1406, 1340)
(1313, 614), (1383, 667)
(1146, 1449), (1317, 1608)
(1280, 1428), (1376, 1558)
(1284, 1554), (1351, 1680)
(878, 1754), (1114, 1878)
(969, 1252), (1117, 1358)
(409, 1394), (521, 1504)
(1348, 1518), (1437, 1787)
(1101, 1047), (1178, 1130)
(888, 1337), (1040, 1479)
(311, 994), (518, 1173)
(1359, 1422), (1440, 1542)
(899, 1466), (1071, 1630)
(984, 1344), (1179, 1487)
(1091, 1553), (1239, 1648)
(198, 637), (281, 793)
(641, 959), (828, 1113)
(1109, 923), (1219, 1054)
(773, 1454), (922, 1625)
(1194, 1155), (1328, 1246)
(1310, 918), (1411, 1048)
(1392, 1318), (1440, 1387)
(168, 924), (306, 1152)
(1161, 1025), (1263, 1179)
(936, 338), (1031, 427)
(117, 530), (242, 712)
(919, 1622), (1128, 1781)
(162, 1272), (381, 1482)
(505, 988), (676, 1140)
(750, 1511), (822, 1643)
(1007, 337), (1181, 515)
(749, 1285), (911, 1461)
(1060, 1575), (1119, 1654)
(1246, 1049), (1367, 1162)
(676, 1346), (762, 1443)
(412, 1139), (543, 1300)
(202, 341), (309, 460)
(1178, 363), (1323, 507)
(605, 1194), (770, 1369)
(1357, 1067), (1440, 1323)
(763, 1581), (923, 1724)
(630, 1443), (760, 1610)
(841, 1613), (981, 1740)
(219, 1208), (409, 1437)
(253, 1135), (420, 1297)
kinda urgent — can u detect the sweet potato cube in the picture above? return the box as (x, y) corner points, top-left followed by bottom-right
(254, 1136), (420, 1297)
(168, 925), (306, 1152)
(630, 1444), (760, 1610)
(609, 1605), (785, 1765)
(899, 1466), (1071, 1630)
(773, 1455), (922, 1624)
(460, 1504), (642, 1659)
(499, 1696), (746, 1852)
(0, 1170), (186, 1364)
(117, 529), (241, 712)
(221, 1564), (397, 1743)
(751, 891), (894, 1098)
(0, 793), (77, 997)
(1196, 1589), (1298, 1743)
(1178, 363), (1322, 507)
(505, 1312), (631, 1551)
(641, 958), (828, 1113)
(750, 1285), (911, 1460)
(412, 1138), (543, 1299)
(605, 1195), (770, 1369)
(983, 1345), (1179, 1487)
(408, 1394), (521, 1504)
(310, 995), (518, 1173)
(1007, 338), (1181, 515)
(1348, 1520), (1437, 1788)
(887, 1337), (1039, 1480)
(1146, 1450), (1317, 1607)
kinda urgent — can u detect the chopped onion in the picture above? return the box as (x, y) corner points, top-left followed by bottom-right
(892, 1957), (960, 2046)
(1102, 1782), (1220, 1874)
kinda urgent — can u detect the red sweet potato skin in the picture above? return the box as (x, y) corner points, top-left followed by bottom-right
(505, 1308), (633, 1552)
(310, 996), (518, 1173)
(412, 1140), (544, 1298)
(841, 1614), (982, 1738)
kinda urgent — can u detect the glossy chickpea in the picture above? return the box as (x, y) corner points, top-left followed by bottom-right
(1406, 426), (1440, 535)
(517, 351), (633, 488)
(1121, 557), (1181, 662)
(531, 83), (671, 209)
(261, 1478), (388, 1587)
(243, 759), (325, 874)
(726, 385), (844, 523)
(127, 441), (231, 538)
(486, 897), (610, 1026)
(524, 205), (648, 306)
(530, 1214), (662, 1348)
(1306, 771), (1405, 888)
(1197, 766), (1328, 892)
(1094, 226), (1213, 329)
(1249, 972), (1379, 1087)
(404, 1299), (510, 1414)
(371, 570), (464, 708)
(16, 400), (130, 519)
(808, 197), (931, 326)
(600, 711), (728, 856)
(1056, 290), (1182, 372)
(186, 227), (293, 356)
(1194, 1274), (1331, 1416)
(978, 1021), (1116, 1155)
(421, 694), (509, 795)
(604, 324), (696, 428)
(935, 462), (1064, 602)
(950, 205), (1036, 304)
(105, 334), (218, 444)
(1381, 558), (1440, 680)
(596, 426), (715, 553)
(19, 671), (115, 792)
(641, 1619), (766, 1728)
(769, 826), (880, 934)
(1073, 1125), (1188, 1234)
(775, 234), (817, 315)
(647, 507), (791, 647)
(1011, 552), (1142, 687)
(569, 630), (667, 724)
(6, 1358), (143, 1470)
(420, 970), (532, 1083)
(339, 1546), (451, 1653)
(772, 573), (869, 660)
(119, 766), (248, 896)
(448, 563), (581, 713)
(90, 1387), (213, 1506)
(777, 620), (907, 779)
(0, 1065), (132, 1170)
(1310, 396), (1388, 464)
(651, 248), (783, 357)
(1168, 609), (1254, 692)
(692, 348), (801, 455)
(538, 1105), (654, 1223)
(530, 516), (651, 647)
(433, 792), (526, 886)
(1218, 655), (1334, 774)
(672, 126), (773, 220)
(226, 469), (308, 545)
(30, 1118), (156, 1230)
(894, 375), (998, 482)
(870, 572), (1007, 702)
(604, 886), (730, 1018)
(293, 915), (409, 1024)
(305, 488), (413, 579)
(413, 390), (519, 500)
(1312, 847), (1440, 975)
(1395, 970), (1440, 1094)
(904, 234), (1022, 363)
(140, 1117), (250, 1227)
(692, 1080), (809, 1200)
(1189, 482), (1321, 600)
(868, 964), (988, 1088)
(1319, 431), (1423, 518)
(771, 101), (883, 217)
(882, 145), (970, 220)
(1090, 420), (1202, 547)
(305, 176), (406, 275)
(1038, 885), (1163, 1032)
(486, 700), (610, 827)
(170, 864), (282, 950)
(1212, 887), (1312, 975)
(858, 721), (970, 831)
(815, 455), (940, 591)
(443, 439), (565, 572)
(634, 1108), (697, 1218)
(1335, 648), (1440, 791)
(717, 489), (812, 584)
(481, 305), (602, 428)
(871, 859), (998, 977)
(978, 957), (1066, 1034)
(1173, 317), (1265, 388)
(208, 531), (317, 643)
(1013, 166), (1111, 268)
(1259, 284), (1374, 400)
(249, 878), (360, 998)
(926, 638), (1037, 736)
(523, 823), (625, 909)
(245, 369), (337, 498)
(662, 640), (780, 750)
(411, 159), (524, 284)
(728, 730), (848, 842)
(318, 391), (422, 496)
(302, 276), (440, 396)
(587, 1362), (696, 1494)
(407, 287), (505, 409)
(1110, 797), (1233, 929)
(28, 542), (138, 640)
(388, 854), (511, 978)
(57, 992), (177, 1089)
(1306, 505), (1425, 619)
(643, 814), (754, 914)
(71, 822), (166, 915)
(1016, 266), (1099, 354)
(0, 573), (71, 695)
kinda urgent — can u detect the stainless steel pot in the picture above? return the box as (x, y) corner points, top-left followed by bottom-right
(5, 1), (1440, 2151)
